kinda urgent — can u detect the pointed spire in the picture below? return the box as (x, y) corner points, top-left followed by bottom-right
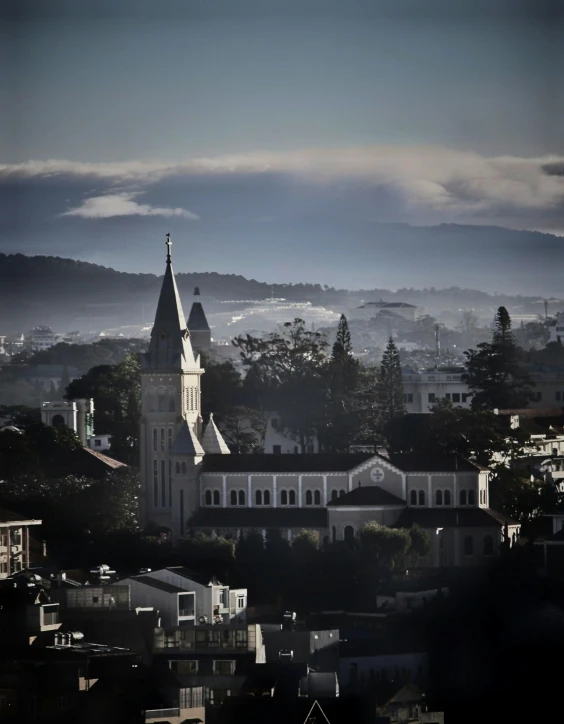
(187, 284), (211, 351)
(144, 234), (200, 371)
(171, 418), (205, 456)
(202, 413), (231, 454)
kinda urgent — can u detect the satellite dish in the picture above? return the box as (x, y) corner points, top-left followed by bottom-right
(199, 616), (208, 624)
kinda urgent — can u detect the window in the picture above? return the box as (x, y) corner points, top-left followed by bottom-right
(179, 687), (204, 708)
(181, 462), (187, 475)
(557, 391), (562, 402)
(462, 393), (468, 403)
(534, 391), (542, 402)
(460, 490), (467, 506)
(428, 393), (436, 403)
(230, 490), (237, 506)
(160, 428), (165, 451)
(418, 490), (425, 505)
(213, 660), (235, 675)
(206, 490), (212, 505)
(175, 461), (180, 474)
(444, 489), (451, 506)
(314, 490), (321, 505)
(178, 593), (195, 617)
(264, 490), (271, 505)
(445, 393), (451, 400)
(289, 490), (296, 505)
(94, 439), (101, 447)
(237, 595), (245, 609)
(209, 689), (231, 706)
(281, 490), (288, 506)
(483, 535), (494, 556)
(468, 489), (475, 505)
(153, 460), (158, 507)
(339, 489), (346, 498)
(306, 490), (313, 505)
(235, 630), (248, 647)
(256, 490), (263, 506)
(161, 460), (166, 507)
(464, 536), (474, 556)
(271, 418), (279, 430)
(169, 461), (172, 507)
(403, 393), (413, 403)
(213, 490), (220, 506)
(153, 429), (157, 451)
(410, 490), (417, 505)
(452, 393), (460, 403)
(158, 392), (166, 412)
(238, 490), (245, 506)
(435, 489), (443, 506)
(273, 445), (282, 454)
(168, 428), (173, 450)
(331, 490), (338, 501)
(172, 659), (198, 673)
(218, 588), (227, 607)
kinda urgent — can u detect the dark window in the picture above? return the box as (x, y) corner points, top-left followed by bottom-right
(305, 490), (313, 505)
(230, 490), (237, 506)
(289, 490), (296, 505)
(213, 490), (220, 506)
(344, 526), (355, 545)
(464, 536), (474, 556)
(273, 445), (282, 454)
(168, 461), (172, 507)
(281, 490), (288, 506)
(264, 490), (271, 505)
(153, 429), (158, 451)
(339, 489), (346, 498)
(175, 461), (180, 474)
(314, 490), (321, 505)
(418, 490), (425, 505)
(181, 462), (187, 475)
(428, 393), (436, 403)
(556, 391), (562, 402)
(468, 489), (475, 505)
(410, 490), (417, 505)
(271, 418), (279, 430)
(238, 490), (245, 506)
(462, 393), (468, 403)
(444, 489), (451, 505)
(256, 490), (262, 506)
(332, 526), (337, 543)
(331, 490), (338, 501)
(460, 490), (467, 506)
(205, 490), (212, 505)
(445, 393), (451, 400)
(452, 393), (460, 403)
(180, 490), (184, 536)
(161, 460), (166, 507)
(483, 535), (494, 555)
(435, 490), (443, 506)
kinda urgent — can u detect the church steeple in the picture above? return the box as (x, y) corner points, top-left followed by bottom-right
(144, 235), (199, 371)
(187, 285), (212, 352)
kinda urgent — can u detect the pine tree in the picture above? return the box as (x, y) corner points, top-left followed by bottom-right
(332, 314), (353, 363)
(377, 337), (406, 438)
(464, 306), (534, 410)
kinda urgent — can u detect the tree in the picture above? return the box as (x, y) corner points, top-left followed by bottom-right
(408, 524), (431, 569)
(177, 533), (236, 580)
(463, 307), (534, 410)
(359, 522), (411, 570)
(377, 338), (406, 440)
(65, 354), (141, 463)
(458, 310), (479, 335)
(200, 351), (244, 416)
(233, 319), (329, 450)
(332, 314), (353, 364)
(214, 406), (265, 454)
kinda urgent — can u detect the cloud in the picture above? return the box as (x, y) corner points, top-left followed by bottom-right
(60, 191), (199, 220)
(2, 144), (563, 232)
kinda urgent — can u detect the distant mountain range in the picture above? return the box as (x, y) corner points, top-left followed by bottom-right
(0, 252), (557, 335)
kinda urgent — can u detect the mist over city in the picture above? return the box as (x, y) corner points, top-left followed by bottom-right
(1, 2), (564, 723)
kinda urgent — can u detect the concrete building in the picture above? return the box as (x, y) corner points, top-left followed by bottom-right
(25, 326), (57, 351)
(548, 312), (564, 344)
(353, 301), (422, 322)
(41, 398), (95, 445)
(0, 507), (42, 579)
(402, 367), (471, 413)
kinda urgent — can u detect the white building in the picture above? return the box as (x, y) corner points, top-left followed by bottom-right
(25, 326), (58, 351)
(402, 368), (472, 413)
(548, 313), (564, 345)
(41, 398), (95, 446)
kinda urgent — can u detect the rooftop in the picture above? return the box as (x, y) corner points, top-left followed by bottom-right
(126, 576), (187, 594)
(395, 507), (520, 529)
(201, 453), (374, 474)
(0, 505), (42, 526)
(186, 507), (328, 529)
(327, 486), (405, 507)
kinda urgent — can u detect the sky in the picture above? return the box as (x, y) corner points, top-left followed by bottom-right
(1, 0), (563, 290)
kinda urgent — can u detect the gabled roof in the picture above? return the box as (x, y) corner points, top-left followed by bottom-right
(327, 486), (405, 507)
(201, 413), (231, 454)
(127, 576), (187, 594)
(395, 507), (520, 529)
(201, 453), (374, 474)
(187, 508), (328, 529)
(171, 419), (205, 456)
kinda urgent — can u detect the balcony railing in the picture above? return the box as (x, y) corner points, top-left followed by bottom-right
(43, 612), (59, 626)
(145, 708), (180, 721)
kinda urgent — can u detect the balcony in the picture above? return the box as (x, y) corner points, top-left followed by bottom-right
(145, 708), (180, 722)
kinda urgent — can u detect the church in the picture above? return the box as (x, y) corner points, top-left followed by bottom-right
(140, 238), (519, 568)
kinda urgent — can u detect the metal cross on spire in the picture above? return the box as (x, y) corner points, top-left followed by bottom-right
(165, 233), (172, 263)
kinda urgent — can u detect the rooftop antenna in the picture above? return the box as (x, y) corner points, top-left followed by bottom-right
(434, 323), (441, 368)
(544, 299), (549, 320)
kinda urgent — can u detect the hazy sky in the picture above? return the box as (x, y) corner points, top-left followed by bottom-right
(1, 0), (563, 289)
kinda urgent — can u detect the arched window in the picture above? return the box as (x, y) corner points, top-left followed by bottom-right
(464, 536), (474, 556)
(314, 490), (321, 505)
(306, 490), (313, 506)
(483, 535), (494, 555)
(289, 490), (296, 506)
(238, 490), (246, 506)
(331, 490), (338, 501)
(444, 490), (451, 506)
(435, 490), (443, 506)
(256, 490), (263, 506)
(230, 490), (237, 506)
(175, 462), (180, 474)
(479, 489), (483, 504)
(339, 489), (346, 498)
(153, 429), (158, 451)
(410, 490), (417, 505)
(264, 490), (271, 506)
(168, 388), (175, 412)
(205, 490), (212, 506)
(181, 462), (187, 475)
(213, 490), (220, 506)
(418, 490), (425, 506)
(281, 490), (288, 506)
(158, 390), (166, 412)
(468, 489), (475, 505)
(344, 526), (355, 546)
(460, 490), (467, 506)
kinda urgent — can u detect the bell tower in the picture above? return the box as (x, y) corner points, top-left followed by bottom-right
(139, 235), (204, 537)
